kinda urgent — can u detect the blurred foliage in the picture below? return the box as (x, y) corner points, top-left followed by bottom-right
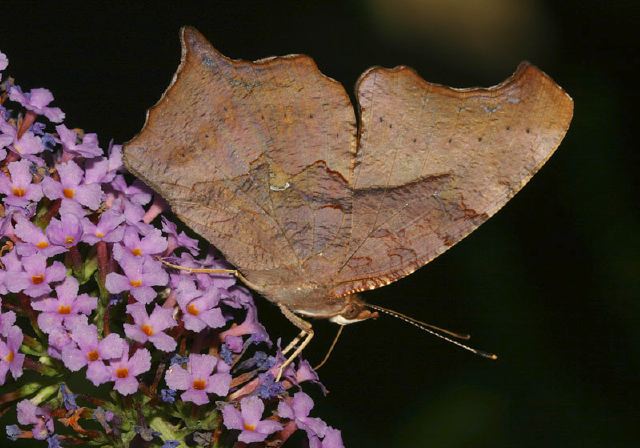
(1, 0), (637, 447)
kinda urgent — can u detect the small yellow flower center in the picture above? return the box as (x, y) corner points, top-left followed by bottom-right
(192, 378), (206, 390)
(243, 423), (256, 432)
(187, 303), (200, 316)
(95, 231), (105, 238)
(31, 274), (45, 284)
(65, 236), (75, 245)
(4, 350), (14, 363)
(116, 367), (129, 378)
(131, 247), (142, 256)
(57, 304), (72, 315)
(36, 240), (49, 249)
(63, 188), (75, 199)
(11, 187), (26, 197)
(129, 279), (143, 288)
(87, 350), (100, 362)
(141, 324), (154, 336)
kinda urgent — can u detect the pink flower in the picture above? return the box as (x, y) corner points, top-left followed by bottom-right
(175, 279), (225, 332)
(81, 209), (125, 244)
(161, 216), (200, 255)
(111, 175), (152, 205)
(0, 326), (25, 385)
(55, 124), (102, 159)
(14, 214), (66, 257)
(84, 142), (122, 184)
(0, 51), (8, 73)
(8, 253), (66, 297)
(105, 253), (168, 304)
(284, 358), (327, 395)
(309, 427), (344, 448)
(16, 399), (53, 440)
(0, 160), (43, 208)
(277, 392), (327, 440)
(9, 86), (64, 123)
(42, 160), (103, 210)
(0, 120), (45, 157)
(46, 214), (83, 249)
(45, 324), (74, 360)
(0, 298), (17, 336)
(222, 396), (283, 443)
(32, 276), (97, 333)
(220, 302), (269, 344)
(107, 348), (151, 395)
(124, 302), (176, 352)
(113, 227), (167, 260)
(165, 354), (232, 405)
(61, 321), (126, 386)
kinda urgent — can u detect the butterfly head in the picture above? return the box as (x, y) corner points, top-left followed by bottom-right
(328, 294), (379, 326)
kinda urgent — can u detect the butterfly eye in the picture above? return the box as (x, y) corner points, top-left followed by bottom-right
(341, 303), (361, 320)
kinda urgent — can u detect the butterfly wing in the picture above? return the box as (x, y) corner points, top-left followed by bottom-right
(330, 63), (573, 297)
(125, 28), (573, 308)
(124, 27), (357, 297)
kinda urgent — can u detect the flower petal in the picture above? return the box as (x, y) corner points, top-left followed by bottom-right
(87, 361), (111, 386)
(149, 332), (176, 352)
(123, 323), (148, 344)
(55, 276), (79, 302)
(255, 419), (283, 436)
(75, 183), (103, 210)
(205, 372), (231, 397)
(149, 306), (176, 331)
(73, 294), (97, 314)
(189, 354), (216, 379)
(165, 365), (190, 391)
(221, 404), (244, 431)
(131, 286), (157, 304)
(241, 396), (265, 426)
(238, 430), (268, 444)
(105, 273), (130, 294)
(128, 348), (151, 376)
(114, 376), (139, 395)
(61, 346), (87, 371)
(99, 333), (126, 359)
(181, 388), (209, 405)
(292, 392), (314, 419)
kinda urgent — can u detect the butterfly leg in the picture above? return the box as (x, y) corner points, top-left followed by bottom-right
(276, 304), (314, 381)
(282, 330), (307, 355)
(157, 258), (261, 290)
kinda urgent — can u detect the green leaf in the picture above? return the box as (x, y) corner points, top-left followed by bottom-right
(31, 384), (58, 405)
(20, 344), (44, 357)
(149, 415), (187, 447)
(78, 253), (99, 285)
(0, 381), (46, 404)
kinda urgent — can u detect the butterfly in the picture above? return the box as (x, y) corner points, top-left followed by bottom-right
(124, 27), (573, 373)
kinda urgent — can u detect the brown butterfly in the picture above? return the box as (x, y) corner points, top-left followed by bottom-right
(124, 27), (573, 371)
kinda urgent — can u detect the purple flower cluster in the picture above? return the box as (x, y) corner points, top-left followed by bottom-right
(0, 49), (344, 447)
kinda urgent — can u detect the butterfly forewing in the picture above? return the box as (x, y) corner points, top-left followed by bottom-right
(124, 27), (573, 309)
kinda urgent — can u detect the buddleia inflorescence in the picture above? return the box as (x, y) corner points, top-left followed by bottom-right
(0, 50), (343, 448)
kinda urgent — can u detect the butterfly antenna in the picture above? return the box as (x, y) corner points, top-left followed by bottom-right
(364, 303), (498, 360)
(314, 325), (345, 371)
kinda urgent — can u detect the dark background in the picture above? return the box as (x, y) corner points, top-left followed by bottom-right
(1, 1), (638, 447)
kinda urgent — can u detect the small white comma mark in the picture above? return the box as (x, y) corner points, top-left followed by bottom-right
(270, 182), (291, 191)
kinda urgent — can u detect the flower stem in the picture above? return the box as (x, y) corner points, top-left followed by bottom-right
(96, 241), (109, 286)
(67, 245), (83, 274)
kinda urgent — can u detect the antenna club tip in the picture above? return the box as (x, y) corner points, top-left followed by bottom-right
(488, 354), (498, 361)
